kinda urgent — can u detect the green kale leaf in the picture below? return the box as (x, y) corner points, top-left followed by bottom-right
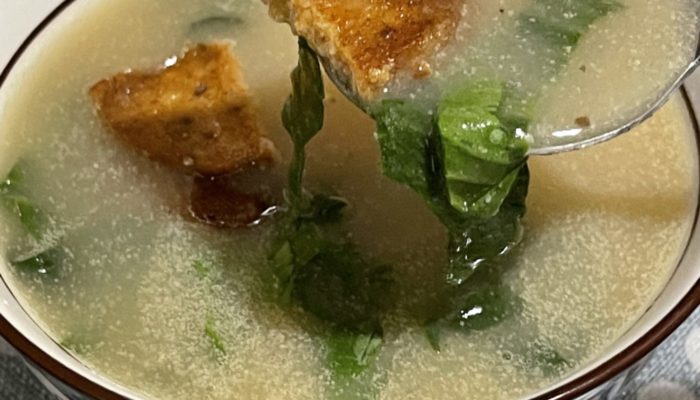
(283, 38), (325, 149)
(0, 163), (51, 241)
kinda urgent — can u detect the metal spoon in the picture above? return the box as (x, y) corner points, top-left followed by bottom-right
(530, 50), (700, 156)
(320, 46), (700, 156)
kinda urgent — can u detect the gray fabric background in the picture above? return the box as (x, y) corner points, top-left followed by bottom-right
(0, 307), (698, 399)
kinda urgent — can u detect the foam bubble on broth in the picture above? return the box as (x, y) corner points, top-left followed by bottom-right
(0, 0), (697, 399)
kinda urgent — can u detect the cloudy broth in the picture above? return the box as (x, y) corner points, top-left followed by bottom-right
(0, 0), (697, 399)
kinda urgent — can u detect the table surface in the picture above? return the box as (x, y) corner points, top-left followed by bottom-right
(0, 0), (699, 399)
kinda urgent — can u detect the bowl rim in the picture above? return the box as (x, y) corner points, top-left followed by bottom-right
(0, 1), (699, 399)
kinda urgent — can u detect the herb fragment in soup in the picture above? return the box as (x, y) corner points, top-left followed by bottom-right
(326, 331), (383, 379)
(192, 259), (211, 279)
(373, 83), (529, 350)
(525, 341), (572, 376)
(445, 164), (529, 286)
(205, 317), (226, 356)
(61, 330), (103, 356)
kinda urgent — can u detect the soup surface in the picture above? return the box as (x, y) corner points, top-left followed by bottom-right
(0, 0), (698, 399)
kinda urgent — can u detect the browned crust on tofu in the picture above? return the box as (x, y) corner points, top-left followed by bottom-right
(267, 0), (463, 100)
(89, 43), (276, 176)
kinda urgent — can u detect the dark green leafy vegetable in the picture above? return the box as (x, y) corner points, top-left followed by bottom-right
(445, 165), (529, 286)
(373, 84), (529, 350)
(0, 165), (22, 193)
(269, 39), (391, 394)
(439, 81), (528, 166)
(449, 283), (520, 332)
(424, 324), (442, 352)
(269, 221), (323, 304)
(12, 248), (62, 276)
(326, 331), (383, 377)
(7, 197), (49, 240)
(295, 243), (391, 332)
(373, 100), (435, 201)
(283, 38), (326, 205)
(520, 0), (624, 49)
(325, 331), (384, 400)
(438, 81), (528, 218)
(283, 39), (325, 149)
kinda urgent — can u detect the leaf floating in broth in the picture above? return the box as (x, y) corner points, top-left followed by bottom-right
(61, 330), (104, 356)
(0, 163), (23, 192)
(192, 260), (211, 279)
(372, 82), (531, 350)
(451, 286), (520, 332)
(326, 331), (383, 377)
(12, 247), (63, 276)
(1, 162), (69, 278)
(526, 341), (572, 376)
(294, 242), (392, 332)
(205, 317), (226, 356)
(0, 162), (52, 241)
(4, 195), (51, 241)
(325, 331), (385, 400)
(282, 38), (326, 205)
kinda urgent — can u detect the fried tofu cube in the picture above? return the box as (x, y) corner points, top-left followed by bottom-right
(89, 43), (276, 176)
(264, 0), (463, 100)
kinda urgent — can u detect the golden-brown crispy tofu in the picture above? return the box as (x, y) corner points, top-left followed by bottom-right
(90, 43), (276, 176)
(265, 0), (463, 100)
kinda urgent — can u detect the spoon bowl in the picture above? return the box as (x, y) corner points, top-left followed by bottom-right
(315, 7), (700, 157)
(529, 52), (700, 155)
